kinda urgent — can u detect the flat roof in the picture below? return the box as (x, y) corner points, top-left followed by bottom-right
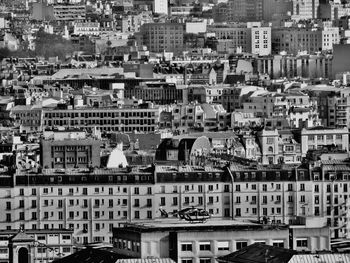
(116, 219), (288, 233)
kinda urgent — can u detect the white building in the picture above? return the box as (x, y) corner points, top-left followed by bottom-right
(153, 0), (168, 14)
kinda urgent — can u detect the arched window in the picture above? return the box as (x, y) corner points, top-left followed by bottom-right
(268, 146), (273, 152)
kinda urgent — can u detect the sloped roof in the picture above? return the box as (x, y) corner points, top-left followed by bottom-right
(217, 243), (296, 263)
(53, 247), (128, 263)
(10, 231), (35, 242)
(288, 254), (350, 263)
(116, 259), (175, 263)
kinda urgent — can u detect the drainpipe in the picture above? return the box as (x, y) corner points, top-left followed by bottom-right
(226, 165), (235, 220)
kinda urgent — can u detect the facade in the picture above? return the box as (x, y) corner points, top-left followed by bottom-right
(0, 229), (74, 263)
(208, 24), (272, 56)
(10, 105), (43, 134)
(42, 105), (160, 133)
(124, 82), (186, 105)
(139, 23), (185, 54)
(40, 138), (101, 169)
(272, 27), (339, 55)
(256, 54), (333, 79)
(300, 127), (349, 157)
(292, 0), (319, 20)
(227, 0), (263, 22)
(0, 159), (349, 249)
(153, 0), (168, 14)
(73, 22), (100, 36)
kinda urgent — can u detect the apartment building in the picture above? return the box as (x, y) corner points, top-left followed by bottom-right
(1, 158), (350, 247)
(42, 105), (160, 133)
(208, 24), (271, 56)
(113, 220), (329, 263)
(272, 27), (339, 55)
(139, 22), (185, 54)
(0, 165), (231, 245)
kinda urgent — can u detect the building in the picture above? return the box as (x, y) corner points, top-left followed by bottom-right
(208, 24), (271, 56)
(124, 82), (186, 105)
(112, 219), (330, 262)
(139, 23), (185, 54)
(217, 243), (297, 263)
(262, 0), (293, 21)
(0, 229), (74, 263)
(292, 0), (319, 20)
(31, 3), (86, 21)
(42, 104), (160, 133)
(40, 138), (101, 169)
(300, 127), (349, 157)
(73, 22), (100, 36)
(153, 0), (168, 14)
(10, 105), (43, 134)
(227, 0), (263, 22)
(272, 26), (339, 55)
(256, 53), (333, 79)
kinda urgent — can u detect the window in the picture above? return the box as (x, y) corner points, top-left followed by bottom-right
(160, 197), (166, 206)
(262, 184), (267, 191)
(199, 259), (211, 263)
(300, 184), (305, 191)
(181, 242), (193, 251)
(199, 242), (211, 251)
(134, 211), (140, 219)
(236, 241), (248, 250)
(181, 259), (193, 263)
(217, 241), (229, 251)
(147, 199), (152, 207)
(314, 185), (319, 192)
(273, 241), (284, 247)
(296, 239), (308, 247)
(235, 185), (240, 192)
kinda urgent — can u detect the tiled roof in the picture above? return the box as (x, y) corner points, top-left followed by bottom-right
(288, 254), (350, 263)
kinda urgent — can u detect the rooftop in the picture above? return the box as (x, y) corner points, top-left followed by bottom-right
(117, 219), (288, 233)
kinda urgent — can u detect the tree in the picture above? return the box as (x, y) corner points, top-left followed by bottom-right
(33, 29), (75, 60)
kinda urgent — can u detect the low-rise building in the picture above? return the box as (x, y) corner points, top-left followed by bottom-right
(112, 219), (330, 262)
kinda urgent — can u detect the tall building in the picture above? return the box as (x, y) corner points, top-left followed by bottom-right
(208, 24), (272, 56)
(154, 0), (168, 14)
(292, 0), (320, 20)
(139, 22), (185, 54)
(227, 0), (263, 22)
(272, 26), (339, 55)
(262, 0), (293, 21)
